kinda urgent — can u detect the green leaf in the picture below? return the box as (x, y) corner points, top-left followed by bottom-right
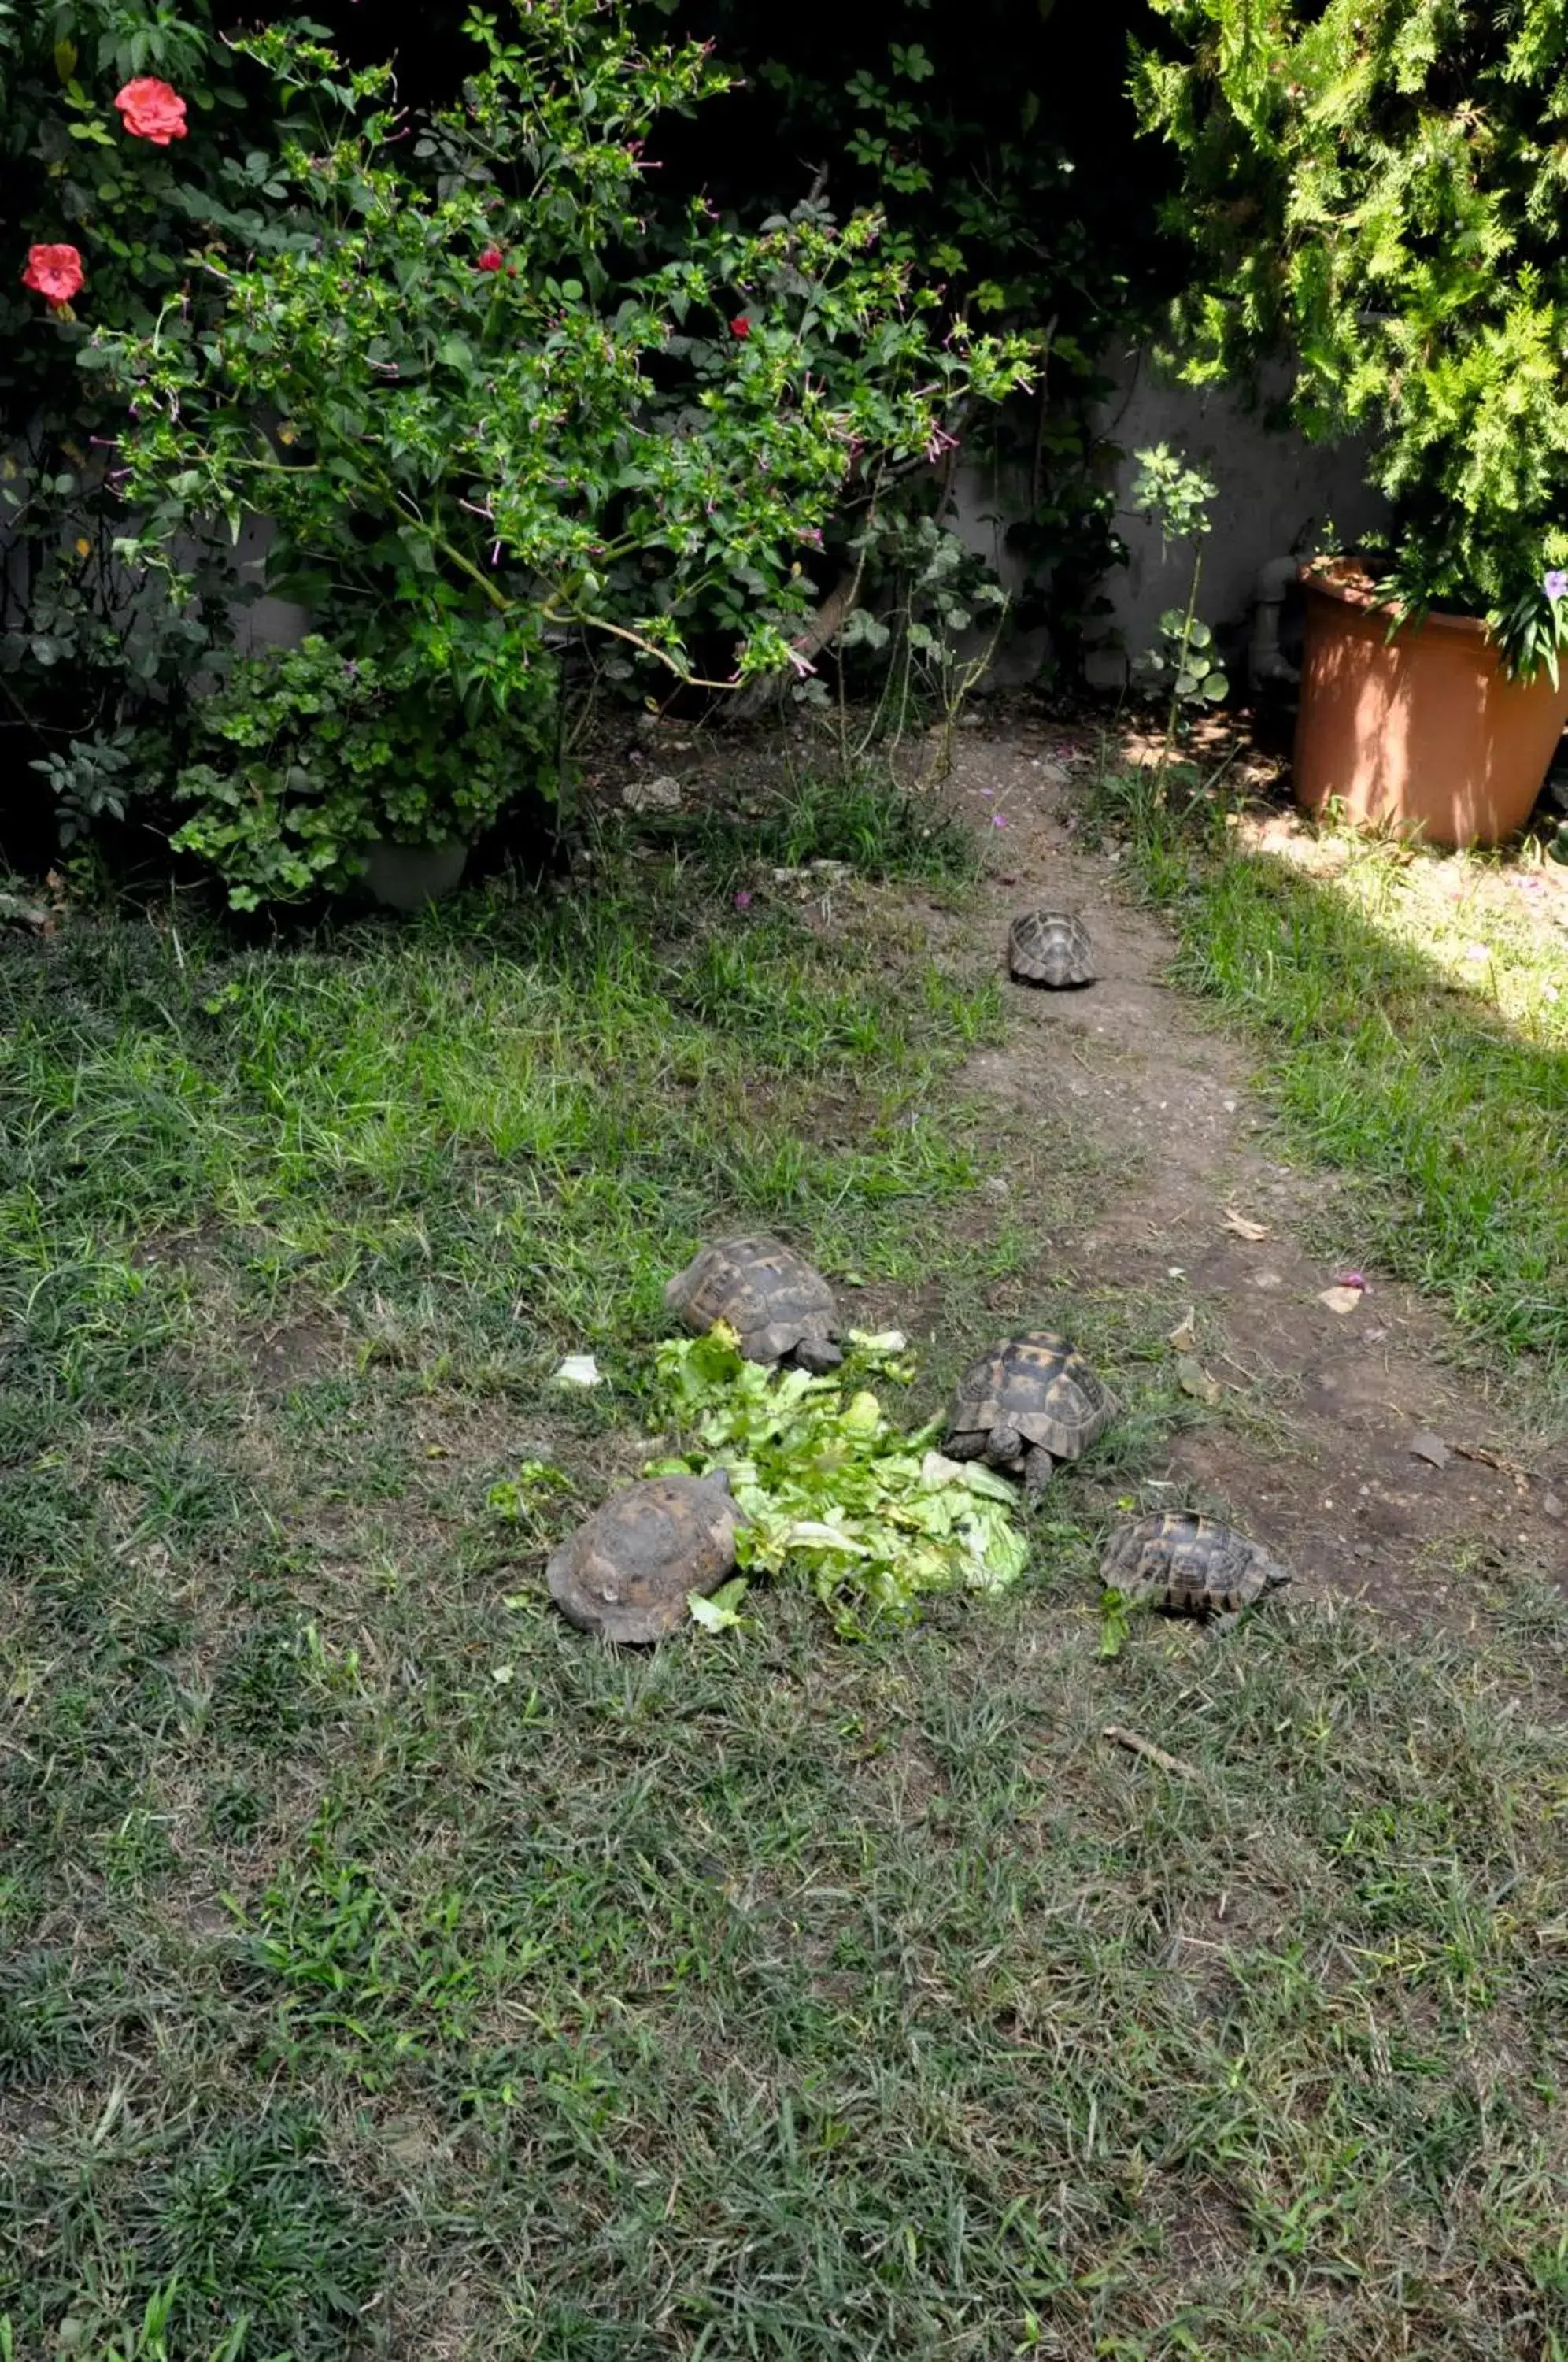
(1099, 1586), (1133, 1659)
(689, 1578), (749, 1633)
(653, 1333), (1031, 1631)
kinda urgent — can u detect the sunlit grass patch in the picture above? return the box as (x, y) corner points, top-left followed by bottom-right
(1084, 762), (1568, 1396)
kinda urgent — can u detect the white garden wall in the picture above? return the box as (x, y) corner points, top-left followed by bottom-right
(951, 350), (1389, 690)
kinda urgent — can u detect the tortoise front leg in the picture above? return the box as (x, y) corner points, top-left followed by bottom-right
(944, 1431), (988, 1463)
(1021, 1446), (1057, 1497)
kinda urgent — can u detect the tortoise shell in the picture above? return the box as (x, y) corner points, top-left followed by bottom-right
(547, 1474), (741, 1644)
(1100, 1511), (1291, 1617)
(948, 1330), (1117, 1461)
(1008, 909), (1095, 988)
(664, 1234), (841, 1370)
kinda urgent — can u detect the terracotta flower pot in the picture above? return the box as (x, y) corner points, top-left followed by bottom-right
(1293, 560), (1568, 847)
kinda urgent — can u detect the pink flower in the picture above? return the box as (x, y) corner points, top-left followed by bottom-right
(1336, 1271), (1366, 1290)
(733, 890), (753, 909)
(113, 78), (187, 145)
(730, 315), (750, 339)
(21, 243), (84, 309)
(476, 246), (505, 272)
(991, 813), (1008, 827)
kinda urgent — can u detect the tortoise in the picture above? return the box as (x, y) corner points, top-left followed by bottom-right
(1100, 1510), (1291, 1630)
(945, 1329), (1118, 1493)
(1008, 909), (1095, 989)
(664, 1234), (842, 1372)
(547, 1472), (741, 1644)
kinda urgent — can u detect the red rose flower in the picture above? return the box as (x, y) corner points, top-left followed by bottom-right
(729, 314), (751, 339)
(476, 246), (505, 272)
(113, 78), (188, 145)
(21, 243), (85, 310)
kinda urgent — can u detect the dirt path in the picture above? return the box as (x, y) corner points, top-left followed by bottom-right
(934, 719), (1566, 1623)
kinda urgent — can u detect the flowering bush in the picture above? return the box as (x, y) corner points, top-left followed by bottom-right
(76, 2), (1030, 901)
(2, 2), (282, 862)
(682, 0), (1178, 681)
(1135, 0), (1568, 676)
(6, 2), (1030, 894)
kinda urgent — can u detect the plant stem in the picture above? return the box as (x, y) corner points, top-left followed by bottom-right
(1163, 543), (1204, 777)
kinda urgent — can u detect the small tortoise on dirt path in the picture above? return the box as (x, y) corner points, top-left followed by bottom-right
(1008, 909), (1095, 988)
(664, 1234), (841, 1371)
(548, 1473), (741, 1644)
(945, 1330), (1118, 1493)
(1101, 1510), (1291, 1630)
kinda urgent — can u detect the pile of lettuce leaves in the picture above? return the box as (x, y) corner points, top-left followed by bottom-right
(646, 1325), (1030, 1637)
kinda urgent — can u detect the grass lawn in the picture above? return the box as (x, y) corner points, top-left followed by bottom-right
(2, 797), (1566, 2360)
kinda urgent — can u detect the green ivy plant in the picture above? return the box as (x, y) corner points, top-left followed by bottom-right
(92, 7), (1031, 759)
(169, 636), (548, 909)
(1134, 0), (1568, 676)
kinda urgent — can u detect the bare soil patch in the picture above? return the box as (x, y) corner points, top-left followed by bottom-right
(589, 703), (1566, 1620)
(936, 724), (1566, 1623)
